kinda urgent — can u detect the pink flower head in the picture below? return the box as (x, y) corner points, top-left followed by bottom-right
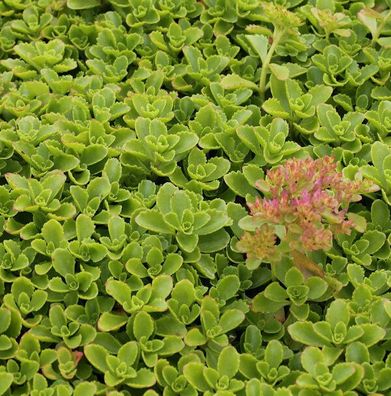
(237, 225), (277, 260)
(240, 156), (374, 260)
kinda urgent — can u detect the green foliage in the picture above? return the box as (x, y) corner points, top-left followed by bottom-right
(136, 183), (231, 253)
(361, 141), (391, 204)
(0, 0), (389, 394)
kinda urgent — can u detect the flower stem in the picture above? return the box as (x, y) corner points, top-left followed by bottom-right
(259, 29), (283, 102)
(291, 250), (325, 278)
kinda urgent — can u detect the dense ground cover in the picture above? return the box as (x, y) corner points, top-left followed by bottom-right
(0, 0), (390, 394)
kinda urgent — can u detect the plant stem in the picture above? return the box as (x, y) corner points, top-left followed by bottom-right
(259, 29), (283, 102)
(291, 250), (325, 278)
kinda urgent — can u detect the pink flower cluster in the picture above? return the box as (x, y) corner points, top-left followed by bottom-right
(240, 157), (374, 260)
(238, 225), (277, 261)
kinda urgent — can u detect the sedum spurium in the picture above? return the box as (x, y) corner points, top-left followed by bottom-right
(0, 0), (390, 394)
(237, 156), (378, 273)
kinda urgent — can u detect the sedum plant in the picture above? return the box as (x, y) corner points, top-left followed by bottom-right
(135, 182), (231, 253)
(0, 0), (390, 394)
(237, 156), (377, 273)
